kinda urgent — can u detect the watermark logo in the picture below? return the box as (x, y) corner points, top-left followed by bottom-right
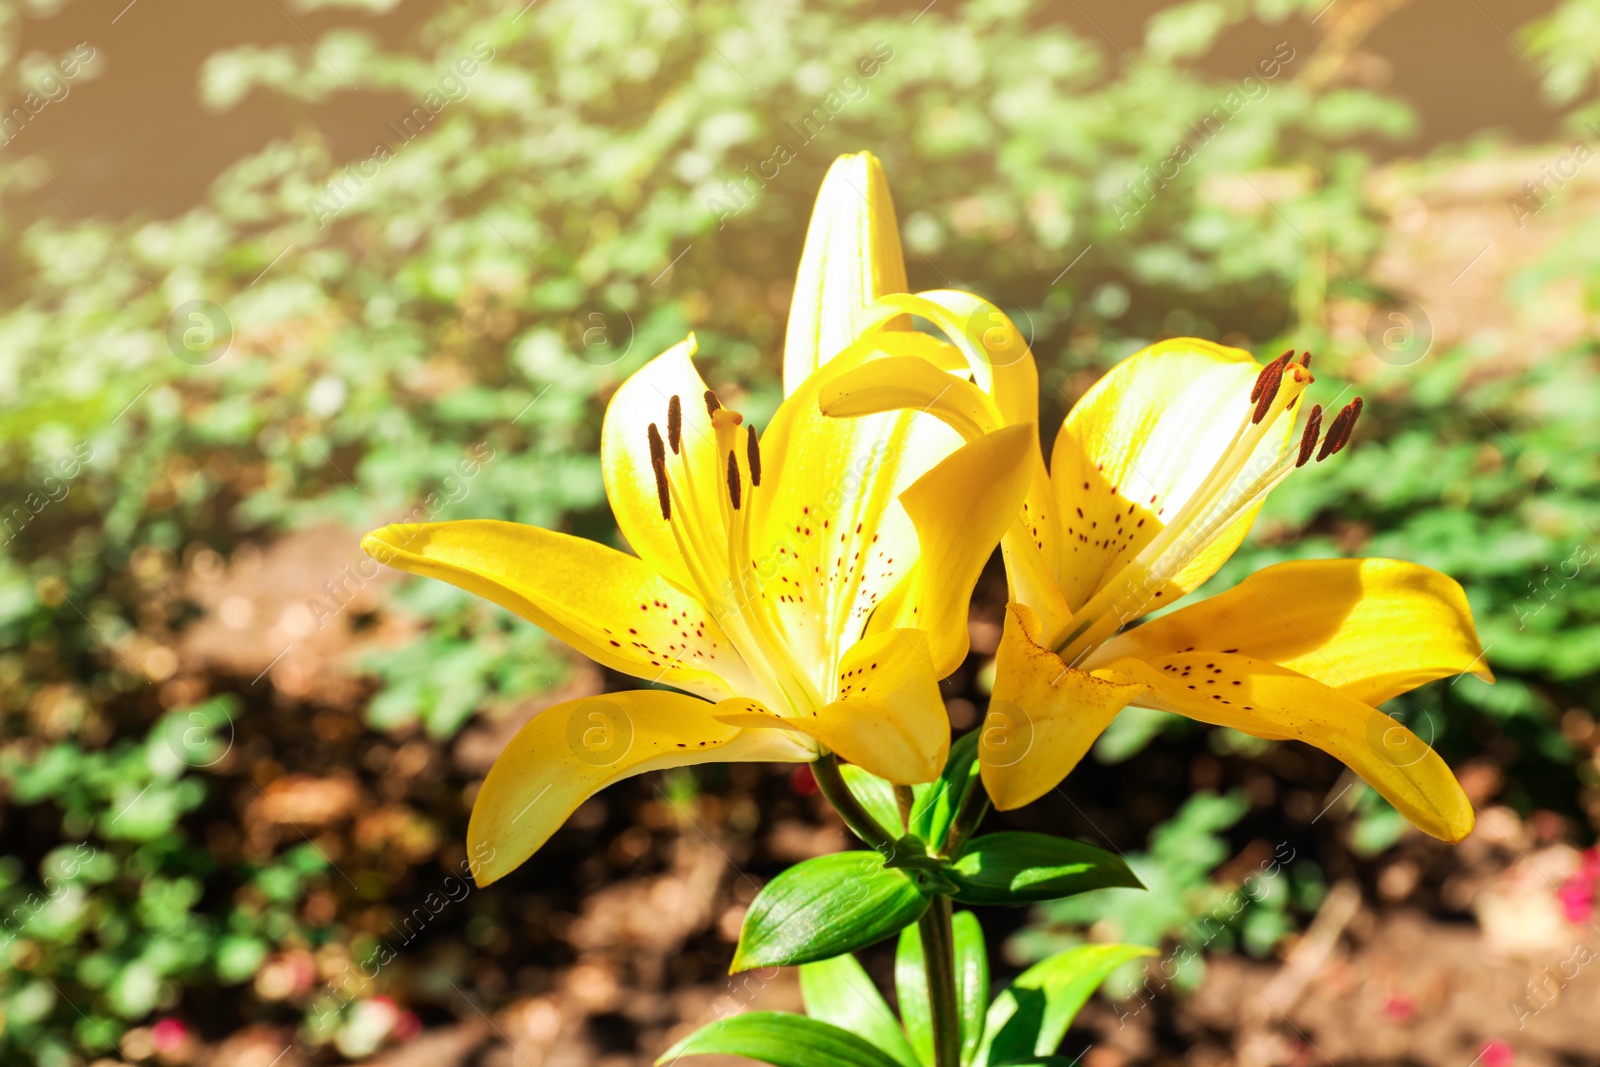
(1365, 707), (1436, 769)
(563, 299), (635, 367)
(160, 701), (235, 768)
(959, 303), (1036, 371)
(167, 300), (233, 366)
(979, 698), (1034, 768)
(566, 698), (634, 767)
(1366, 300), (1432, 366)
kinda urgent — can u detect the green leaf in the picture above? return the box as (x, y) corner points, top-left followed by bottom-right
(734, 852), (929, 971)
(840, 764), (907, 836)
(975, 945), (1155, 1067)
(800, 954), (921, 1067)
(896, 924), (933, 1067)
(952, 911), (989, 1066)
(910, 730), (981, 848)
(949, 833), (1144, 905)
(658, 1012), (910, 1067)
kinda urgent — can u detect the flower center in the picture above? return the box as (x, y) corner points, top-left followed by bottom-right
(645, 393), (821, 715)
(1057, 351), (1362, 664)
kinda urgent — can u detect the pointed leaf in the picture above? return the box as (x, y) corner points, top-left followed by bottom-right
(659, 1012), (909, 1067)
(975, 945), (1155, 1067)
(800, 955), (921, 1067)
(949, 833), (1143, 906)
(895, 923), (933, 1067)
(734, 851), (929, 971)
(952, 911), (989, 1066)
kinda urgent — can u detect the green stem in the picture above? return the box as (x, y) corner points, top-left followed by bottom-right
(810, 752), (895, 852)
(937, 783), (991, 860)
(894, 784), (915, 831)
(919, 894), (962, 1067)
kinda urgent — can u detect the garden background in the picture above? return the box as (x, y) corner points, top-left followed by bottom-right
(3, 0), (1600, 1064)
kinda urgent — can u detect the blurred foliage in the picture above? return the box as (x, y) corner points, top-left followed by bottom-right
(1, 0), (1600, 1061)
(0, 699), (328, 1063)
(1008, 791), (1326, 997)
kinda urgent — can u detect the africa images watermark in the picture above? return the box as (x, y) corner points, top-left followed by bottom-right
(306, 40), (497, 229)
(1507, 122), (1600, 230)
(306, 441), (496, 630)
(1, 42), (96, 149)
(308, 844), (497, 1027)
(1507, 917), (1600, 1029)
(1, 843), (97, 945)
(1514, 540), (1594, 629)
(704, 40), (895, 230)
(1109, 40), (1298, 230)
(1, 442), (94, 546)
(1114, 841), (1296, 1028)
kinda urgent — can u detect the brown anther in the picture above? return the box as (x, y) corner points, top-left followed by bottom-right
(1295, 404), (1323, 468)
(1251, 357), (1287, 424)
(704, 389), (722, 417)
(648, 423), (671, 520)
(726, 449), (742, 510)
(1298, 351), (1313, 369)
(1250, 351), (1292, 403)
(667, 395), (682, 454)
(746, 425), (762, 487)
(1316, 397), (1362, 462)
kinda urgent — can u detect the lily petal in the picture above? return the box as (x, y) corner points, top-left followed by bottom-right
(362, 520), (752, 701)
(1105, 652), (1475, 842)
(877, 291), (1039, 429)
(783, 152), (910, 396)
(752, 330), (960, 681)
(600, 337), (729, 594)
(1051, 338), (1293, 613)
(715, 628), (949, 783)
(467, 690), (812, 884)
(872, 423), (1037, 676)
(819, 307), (1070, 644)
(1091, 558), (1494, 706)
(979, 604), (1147, 811)
(817, 628), (951, 783)
(819, 356), (1001, 442)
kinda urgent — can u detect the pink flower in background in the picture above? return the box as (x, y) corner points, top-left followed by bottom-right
(1382, 991), (1416, 1021)
(150, 1018), (189, 1054)
(394, 1009), (423, 1042)
(1556, 847), (1600, 923)
(1479, 1038), (1514, 1067)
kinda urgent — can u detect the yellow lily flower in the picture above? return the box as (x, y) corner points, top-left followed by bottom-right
(820, 306), (1493, 843)
(362, 153), (1036, 885)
